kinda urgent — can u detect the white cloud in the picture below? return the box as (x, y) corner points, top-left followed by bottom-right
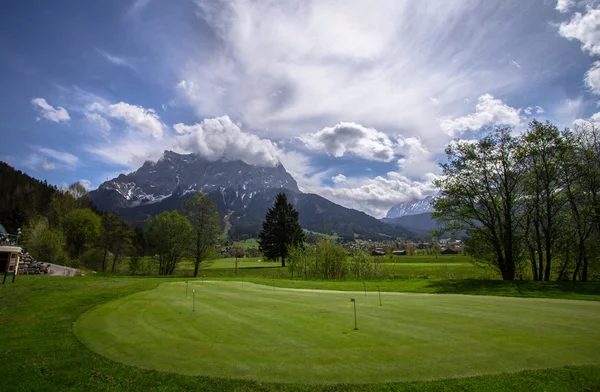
(555, 97), (585, 127)
(85, 112), (111, 137)
(42, 161), (55, 170)
(78, 179), (93, 190)
(524, 106), (544, 116)
(299, 122), (395, 162)
(396, 137), (437, 177)
(586, 61), (600, 95)
(36, 147), (79, 168)
(177, 0), (559, 142)
(439, 94), (521, 137)
(95, 49), (136, 71)
(174, 116), (280, 166)
(85, 137), (170, 169)
(31, 98), (70, 123)
(332, 174), (347, 184)
(306, 172), (439, 218)
(559, 8), (600, 55)
(21, 146), (79, 171)
(556, 0), (575, 13)
(103, 102), (164, 139)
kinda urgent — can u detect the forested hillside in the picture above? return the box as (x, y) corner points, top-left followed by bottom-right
(0, 162), (59, 233)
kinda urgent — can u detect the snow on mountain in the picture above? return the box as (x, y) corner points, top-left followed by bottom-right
(90, 150), (299, 212)
(385, 195), (437, 219)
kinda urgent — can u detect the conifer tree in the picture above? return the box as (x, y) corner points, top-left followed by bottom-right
(258, 193), (305, 267)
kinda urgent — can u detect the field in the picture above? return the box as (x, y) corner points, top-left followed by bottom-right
(75, 281), (600, 384)
(124, 254), (494, 280)
(2, 275), (600, 391)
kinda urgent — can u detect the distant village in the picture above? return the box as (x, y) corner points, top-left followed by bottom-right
(218, 238), (464, 258)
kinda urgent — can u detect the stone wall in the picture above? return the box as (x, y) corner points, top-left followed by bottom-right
(17, 252), (50, 275)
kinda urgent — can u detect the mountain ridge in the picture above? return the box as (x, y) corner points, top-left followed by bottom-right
(89, 151), (413, 241)
(385, 194), (437, 219)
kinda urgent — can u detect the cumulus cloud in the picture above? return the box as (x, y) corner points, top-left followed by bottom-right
(306, 172), (439, 218)
(174, 116), (280, 166)
(31, 98), (70, 123)
(396, 137), (437, 177)
(106, 102), (164, 139)
(440, 94), (521, 137)
(299, 122), (395, 162)
(332, 174), (347, 184)
(556, 0), (575, 13)
(585, 61), (600, 95)
(559, 8), (600, 55)
(86, 101), (164, 139)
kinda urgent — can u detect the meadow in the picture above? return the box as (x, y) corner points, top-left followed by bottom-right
(124, 254), (496, 280)
(0, 267), (600, 391)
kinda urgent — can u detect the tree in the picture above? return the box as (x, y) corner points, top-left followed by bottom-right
(146, 211), (192, 275)
(63, 208), (101, 258)
(182, 193), (221, 277)
(99, 214), (134, 273)
(519, 121), (566, 281)
(433, 128), (526, 280)
(258, 193), (305, 267)
(22, 217), (67, 264)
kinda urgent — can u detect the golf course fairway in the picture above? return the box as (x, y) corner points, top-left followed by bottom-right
(74, 281), (600, 384)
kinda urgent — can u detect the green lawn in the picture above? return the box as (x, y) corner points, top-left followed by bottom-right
(2, 276), (600, 391)
(75, 280), (600, 384)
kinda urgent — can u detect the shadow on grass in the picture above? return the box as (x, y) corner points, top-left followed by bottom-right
(423, 279), (600, 299)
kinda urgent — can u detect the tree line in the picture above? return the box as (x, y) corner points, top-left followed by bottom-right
(14, 173), (222, 276)
(433, 120), (600, 281)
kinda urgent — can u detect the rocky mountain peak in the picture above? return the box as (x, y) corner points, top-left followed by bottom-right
(91, 150), (299, 212)
(385, 194), (437, 219)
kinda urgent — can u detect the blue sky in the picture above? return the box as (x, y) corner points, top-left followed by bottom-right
(1, 0), (600, 217)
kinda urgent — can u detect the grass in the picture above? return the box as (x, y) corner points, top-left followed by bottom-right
(75, 281), (600, 384)
(3, 275), (600, 390)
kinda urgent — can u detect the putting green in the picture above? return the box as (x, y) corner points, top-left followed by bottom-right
(75, 281), (600, 384)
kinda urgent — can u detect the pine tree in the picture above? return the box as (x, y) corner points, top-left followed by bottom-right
(258, 193), (305, 267)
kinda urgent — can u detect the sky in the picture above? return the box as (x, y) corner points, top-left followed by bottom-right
(1, 0), (600, 217)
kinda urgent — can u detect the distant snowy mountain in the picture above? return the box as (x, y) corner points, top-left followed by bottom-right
(90, 150), (299, 212)
(385, 195), (437, 219)
(89, 150), (413, 240)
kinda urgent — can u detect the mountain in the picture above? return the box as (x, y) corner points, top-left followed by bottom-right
(90, 151), (412, 241)
(385, 195), (436, 219)
(382, 212), (440, 238)
(90, 150), (299, 213)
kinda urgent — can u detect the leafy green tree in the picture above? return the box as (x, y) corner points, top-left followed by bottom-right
(63, 208), (101, 258)
(433, 128), (526, 280)
(146, 211), (193, 275)
(315, 239), (347, 279)
(99, 214), (134, 273)
(258, 193), (305, 267)
(22, 217), (68, 264)
(182, 193), (221, 277)
(519, 121), (567, 280)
